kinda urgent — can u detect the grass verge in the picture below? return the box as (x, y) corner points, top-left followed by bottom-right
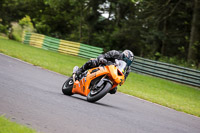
(0, 115), (37, 133)
(0, 38), (87, 76)
(0, 38), (200, 117)
(119, 74), (200, 117)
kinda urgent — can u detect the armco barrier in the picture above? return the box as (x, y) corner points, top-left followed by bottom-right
(22, 32), (103, 59)
(22, 32), (200, 87)
(132, 57), (200, 87)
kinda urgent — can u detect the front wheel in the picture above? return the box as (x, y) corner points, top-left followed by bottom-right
(62, 77), (74, 96)
(87, 82), (112, 103)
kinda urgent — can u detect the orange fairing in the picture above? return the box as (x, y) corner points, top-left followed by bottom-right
(72, 66), (110, 96)
(72, 79), (88, 96)
(108, 65), (125, 85)
(72, 65), (125, 96)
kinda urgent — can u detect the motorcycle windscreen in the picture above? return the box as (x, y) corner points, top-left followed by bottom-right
(117, 60), (127, 73)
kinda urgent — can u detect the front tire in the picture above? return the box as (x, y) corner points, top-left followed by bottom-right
(87, 82), (112, 103)
(62, 77), (74, 96)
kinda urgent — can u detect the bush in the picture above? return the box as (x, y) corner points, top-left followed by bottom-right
(35, 21), (51, 35)
(19, 15), (35, 33)
(9, 16), (35, 42)
(19, 15), (33, 29)
(0, 24), (8, 34)
(9, 22), (23, 42)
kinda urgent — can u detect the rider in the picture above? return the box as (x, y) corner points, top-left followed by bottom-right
(76, 50), (134, 94)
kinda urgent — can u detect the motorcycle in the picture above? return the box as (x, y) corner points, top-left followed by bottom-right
(62, 59), (127, 102)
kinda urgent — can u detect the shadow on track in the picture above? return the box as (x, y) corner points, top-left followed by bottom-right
(62, 94), (126, 111)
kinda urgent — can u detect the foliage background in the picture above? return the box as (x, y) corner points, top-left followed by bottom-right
(0, 0), (199, 69)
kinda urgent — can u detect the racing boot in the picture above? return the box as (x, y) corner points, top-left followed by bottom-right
(109, 87), (117, 94)
(76, 59), (98, 79)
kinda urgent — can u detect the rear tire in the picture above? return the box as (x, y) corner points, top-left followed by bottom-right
(87, 82), (112, 103)
(62, 77), (73, 96)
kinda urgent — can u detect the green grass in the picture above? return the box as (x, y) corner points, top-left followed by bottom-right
(0, 115), (37, 133)
(119, 73), (200, 116)
(0, 38), (87, 76)
(0, 37), (200, 117)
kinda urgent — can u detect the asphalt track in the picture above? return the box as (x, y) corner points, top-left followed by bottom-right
(0, 53), (200, 133)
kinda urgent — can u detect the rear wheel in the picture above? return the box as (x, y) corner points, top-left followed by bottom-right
(87, 82), (112, 103)
(62, 77), (73, 96)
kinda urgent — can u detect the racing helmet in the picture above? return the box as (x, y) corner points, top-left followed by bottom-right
(122, 50), (134, 66)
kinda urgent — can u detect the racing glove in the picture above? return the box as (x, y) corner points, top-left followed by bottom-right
(99, 58), (107, 64)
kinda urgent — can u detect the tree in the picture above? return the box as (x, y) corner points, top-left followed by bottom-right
(0, 0), (199, 68)
(188, 0), (200, 66)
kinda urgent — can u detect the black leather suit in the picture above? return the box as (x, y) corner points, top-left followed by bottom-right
(80, 50), (131, 79)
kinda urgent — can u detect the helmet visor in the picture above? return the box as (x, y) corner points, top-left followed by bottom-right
(123, 56), (133, 66)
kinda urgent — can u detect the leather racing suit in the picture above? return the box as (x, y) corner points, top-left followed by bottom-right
(76, 50), (132, 94)
(79, 50), (131, 79)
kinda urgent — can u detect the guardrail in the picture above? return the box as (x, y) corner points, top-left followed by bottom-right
(22, 32), (104, 59)
(132, 57), (200, 87)
(22, 32), (200, 87)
